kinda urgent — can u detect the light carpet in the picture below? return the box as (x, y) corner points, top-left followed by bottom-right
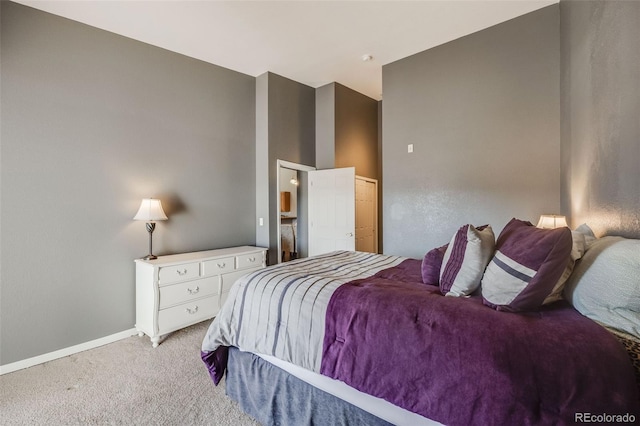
(0, 321), (259, 425)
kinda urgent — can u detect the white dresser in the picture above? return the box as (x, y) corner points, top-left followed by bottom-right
(135, 246), (267, 347)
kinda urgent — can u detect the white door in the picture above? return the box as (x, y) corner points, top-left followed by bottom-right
(355, 177), (378, 253)
(308, 167), (356, 256)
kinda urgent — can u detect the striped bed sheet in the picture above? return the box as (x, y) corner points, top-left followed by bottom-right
(201, 251), (405, 375)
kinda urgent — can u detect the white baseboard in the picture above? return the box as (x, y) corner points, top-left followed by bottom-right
(0, 328), (138, 375)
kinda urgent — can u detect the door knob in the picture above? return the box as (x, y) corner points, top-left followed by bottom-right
(346, 232), (354, 237)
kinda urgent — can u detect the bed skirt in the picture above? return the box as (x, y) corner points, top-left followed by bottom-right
(226, 347), (392, 426)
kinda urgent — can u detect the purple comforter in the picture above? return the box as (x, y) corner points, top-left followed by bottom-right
(320, 259), (640, 425)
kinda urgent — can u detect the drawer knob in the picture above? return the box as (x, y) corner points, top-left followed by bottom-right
(186, 306), (199, 315)
(187, 286), (200, 295)
(248, 257), (256, 263)
(176, 269), (188, 276)
(217, 262), (226, 268)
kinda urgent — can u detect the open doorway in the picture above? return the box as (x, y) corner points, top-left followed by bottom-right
(279, 167), (298, 262)
(276, 160), (315, 263)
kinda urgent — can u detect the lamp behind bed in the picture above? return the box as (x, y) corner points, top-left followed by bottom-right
(536, 214), (568, 229)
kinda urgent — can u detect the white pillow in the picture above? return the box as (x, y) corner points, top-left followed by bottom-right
(543, 230), (587, 304)
(563, 236), (640, 338)
(574, 223), (597, 250)
(439, 224), (495, 297)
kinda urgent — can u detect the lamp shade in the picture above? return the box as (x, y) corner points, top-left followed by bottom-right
(133, 198), (168, 221)
(536, 214), (568, 229)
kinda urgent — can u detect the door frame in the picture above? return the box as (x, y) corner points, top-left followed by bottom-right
(276, 160), (316, 264)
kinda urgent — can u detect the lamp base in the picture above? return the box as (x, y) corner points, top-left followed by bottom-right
(142, 254), (158, 260)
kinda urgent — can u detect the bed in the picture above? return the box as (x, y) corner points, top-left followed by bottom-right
(201, 220), (640, 425)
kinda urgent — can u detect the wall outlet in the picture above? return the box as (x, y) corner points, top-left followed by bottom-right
(408, 144), (414, 153)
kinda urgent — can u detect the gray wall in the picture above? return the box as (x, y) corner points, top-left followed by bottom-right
(560, 0), (640, 238)
(335, 83), (379, 180)
(255, 74), (270, 251)
(1, 2), (256, 364)
(0, 0), (3, 362)
(315, 82), (380, 180)
(378, 102), (383, 253)
(315, 83), (335, 170)
(382, 5), (560, 258)
(255, 72), (315, 265)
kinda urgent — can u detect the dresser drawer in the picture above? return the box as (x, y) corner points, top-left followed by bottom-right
(158, 295), (219, 333)
(158, 262), (199, 285)
(201, 256), (235, 276)
(159, 276), (219, 309)
(236, 252), (263, 270)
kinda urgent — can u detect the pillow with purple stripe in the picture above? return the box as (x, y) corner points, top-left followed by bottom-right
(481, 218), (572, 312)
(421, 244), (448, 285)
(439, 224), (495, 297)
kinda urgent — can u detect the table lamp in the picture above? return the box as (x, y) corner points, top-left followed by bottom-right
(134, 198), (168, 260)
(536, 214), (568, 229)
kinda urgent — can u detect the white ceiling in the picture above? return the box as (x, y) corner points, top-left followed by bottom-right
(14, 0), (557, 100)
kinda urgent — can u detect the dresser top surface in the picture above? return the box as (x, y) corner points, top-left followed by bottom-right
(134, 246), (266, 266)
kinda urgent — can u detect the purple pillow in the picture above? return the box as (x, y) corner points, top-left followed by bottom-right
(481, 218), (572, 312)
(439, 224), (495, 297)
(421, 245), (447, 285)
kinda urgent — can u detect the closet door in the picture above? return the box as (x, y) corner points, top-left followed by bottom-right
(355, 176), (378, 253)
(308, 167), (355, 256)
